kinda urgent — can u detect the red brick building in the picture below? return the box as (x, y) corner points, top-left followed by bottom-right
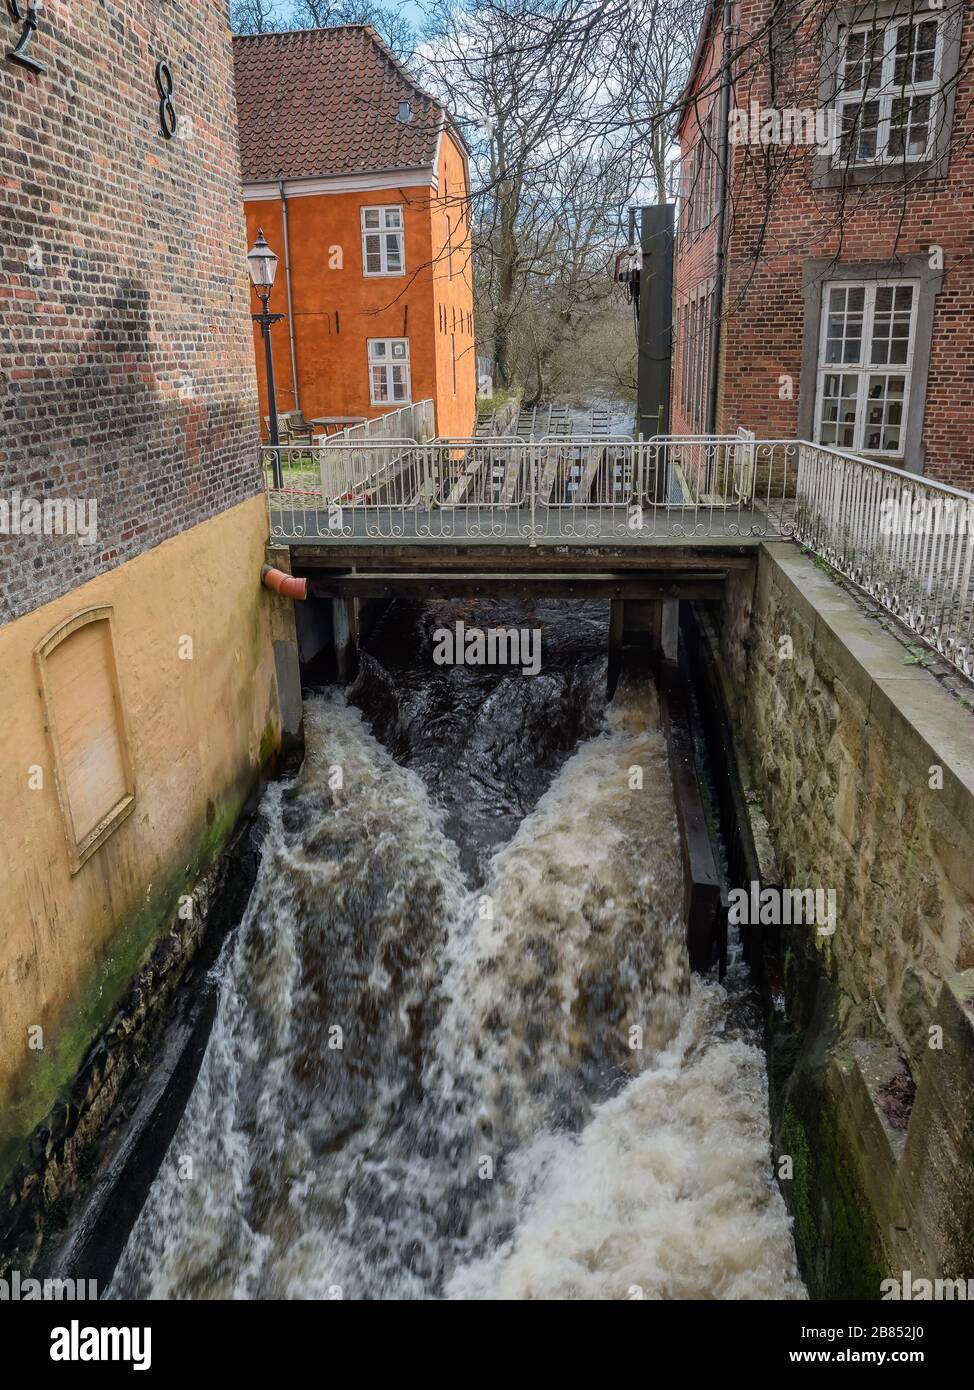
(672, 0), (973, 488)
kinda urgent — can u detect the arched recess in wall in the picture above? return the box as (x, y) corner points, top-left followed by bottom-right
(34, 606), (135, 874)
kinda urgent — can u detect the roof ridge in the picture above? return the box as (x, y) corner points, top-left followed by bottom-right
(232, 24), (373, 41)
(362, 26), (443, 112)
(232, 22), (471, 182)
(232, 24), (443, 112)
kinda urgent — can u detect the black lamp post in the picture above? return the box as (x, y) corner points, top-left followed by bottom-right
(248, 228), (286, 489)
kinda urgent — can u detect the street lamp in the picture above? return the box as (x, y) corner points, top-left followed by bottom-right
(248, 228), (286, 489)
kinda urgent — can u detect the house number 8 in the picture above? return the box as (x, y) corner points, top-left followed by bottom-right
(155, 60), (177, 139)
(6, 0), (47, 74)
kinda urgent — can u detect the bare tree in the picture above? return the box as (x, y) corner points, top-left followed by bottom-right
(231, 0), (416, 56)
(623, 0), (699, 204)
(420, 0), (639, 386)
(232, 0), (974, 413)
(289, 0), (416, 56)
(230, 0), (285, 34)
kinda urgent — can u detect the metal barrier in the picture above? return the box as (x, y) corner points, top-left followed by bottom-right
(795, 443), (974, 678)
(263, 435), (801, 543)
(325, 399), (436, 445)
(262, 432), (974, 678)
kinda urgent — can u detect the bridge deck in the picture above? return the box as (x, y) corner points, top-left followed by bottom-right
(270, 502), (793, 547)
(261, 434), (974, 684)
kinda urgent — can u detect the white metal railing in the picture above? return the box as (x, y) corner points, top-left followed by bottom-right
(261, 434), (974, 679)
(324, 399), (436, 445)
(262, 435), (799, 542)
(794, 443), (974, 678)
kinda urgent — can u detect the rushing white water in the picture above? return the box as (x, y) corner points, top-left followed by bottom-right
(111, 671), (804, 1301)
(447, 985), (803, 1300)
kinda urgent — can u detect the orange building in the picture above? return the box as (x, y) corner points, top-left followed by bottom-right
(233, 26), (476, 439)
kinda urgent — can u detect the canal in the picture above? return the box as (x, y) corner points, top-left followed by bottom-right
(110, 598), (805, 1300)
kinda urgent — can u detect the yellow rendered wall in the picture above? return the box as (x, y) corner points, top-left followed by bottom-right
(0, 495), (280, 1168)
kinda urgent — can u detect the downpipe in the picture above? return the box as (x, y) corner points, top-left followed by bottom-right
(279, 180), (300, 412)
(261, 564), (307, 601)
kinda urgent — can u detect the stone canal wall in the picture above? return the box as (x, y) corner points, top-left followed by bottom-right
(721, 542), (974, 1297)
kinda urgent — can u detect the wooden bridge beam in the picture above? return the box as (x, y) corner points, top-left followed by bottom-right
(290, 543), (758, 573)
(306, 571), (727, 603)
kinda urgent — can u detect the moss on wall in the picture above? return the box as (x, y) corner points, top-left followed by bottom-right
(0, 760), (275, 1273)
(722, 545), (974, 1296)
(0, 770), (255, 1188)
(770, 937), (890, 1298)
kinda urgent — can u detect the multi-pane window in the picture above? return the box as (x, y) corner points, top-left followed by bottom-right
(680, 111), (717, 243)
(686, 301), (695, 418)
(368, 338), (411, 405)
(697, 290), (711, 427)
(361, 206), (404, 275)
(677, 285), (714, 430)
(696, 113), (715, 233)
(835, 17), (941, 165)
(815, 281), (917, 455)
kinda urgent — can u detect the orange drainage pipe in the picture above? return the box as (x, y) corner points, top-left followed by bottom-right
(261, 564), (308, 601)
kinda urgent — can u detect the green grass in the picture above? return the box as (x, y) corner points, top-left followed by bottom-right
(477, 387), (522, 414)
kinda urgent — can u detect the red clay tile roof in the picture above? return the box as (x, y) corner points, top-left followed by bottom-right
(233, 26), (457, 183)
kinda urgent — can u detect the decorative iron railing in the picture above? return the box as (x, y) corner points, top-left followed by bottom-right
(794, 443), (974, 678)
(262, 435), (800, 544)
(261, 434), (974, 679)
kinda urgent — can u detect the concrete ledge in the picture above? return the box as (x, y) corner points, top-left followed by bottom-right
(761, 543), (974, 840)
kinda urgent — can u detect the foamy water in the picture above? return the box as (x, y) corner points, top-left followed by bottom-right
(447, 983), (803, 1300)
(111, 678), (804, 1300)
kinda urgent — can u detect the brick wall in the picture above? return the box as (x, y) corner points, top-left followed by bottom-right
(0, 0), (260, 625)
(673, 0), (974, 489)
(671, 2), (723, 437)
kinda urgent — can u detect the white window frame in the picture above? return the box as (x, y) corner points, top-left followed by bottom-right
(814, 279), (919, 457)
(367, 338), (411, 406)
(833, 15), (943, 167)
(361, 205), (405, 277)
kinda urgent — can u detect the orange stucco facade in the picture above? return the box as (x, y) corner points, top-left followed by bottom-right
(245, 131), (476, 439)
